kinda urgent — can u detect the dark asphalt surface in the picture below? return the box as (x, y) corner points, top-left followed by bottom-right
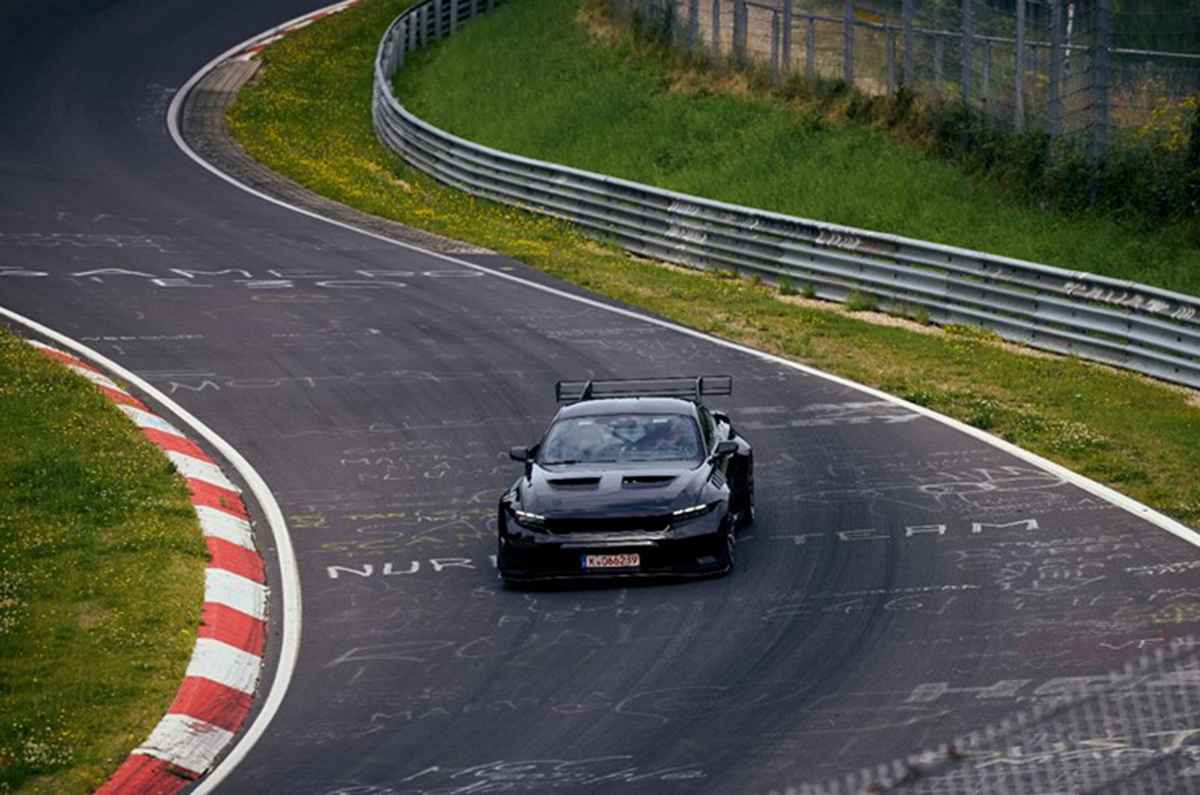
(4, 2), (1200, 793)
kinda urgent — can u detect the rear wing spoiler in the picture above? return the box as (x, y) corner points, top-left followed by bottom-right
(555, 375), (733, 403)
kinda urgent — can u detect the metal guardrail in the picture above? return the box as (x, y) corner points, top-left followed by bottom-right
(372, 0), (1200, 390)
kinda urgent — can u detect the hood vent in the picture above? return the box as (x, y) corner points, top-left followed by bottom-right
(547, 476), (601, 489)
(622, 475), (677, 488)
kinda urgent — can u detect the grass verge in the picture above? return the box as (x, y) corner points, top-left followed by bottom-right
(227, 0), (1200, 527)
(0, 329), (206, 794)
(389, 0), (1200, 296)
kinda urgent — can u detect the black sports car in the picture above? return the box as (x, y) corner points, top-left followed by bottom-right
(497, 376), (754, 583)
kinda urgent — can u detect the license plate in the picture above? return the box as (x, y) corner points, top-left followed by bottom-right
(582, 553), (640, 570)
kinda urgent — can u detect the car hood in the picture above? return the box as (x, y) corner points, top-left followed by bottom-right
(521, 462), (707, 517)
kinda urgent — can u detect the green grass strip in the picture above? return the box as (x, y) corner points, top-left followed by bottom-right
(0, 329), (205, 794)
(227, 0), (1200, 529)
(392, 0), (1200, 296)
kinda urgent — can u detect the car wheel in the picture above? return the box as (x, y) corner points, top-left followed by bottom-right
(735, 460), (755, 528)
(724, 526), (736, 574)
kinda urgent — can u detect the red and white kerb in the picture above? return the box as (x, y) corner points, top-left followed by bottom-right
(28, 340), (267, 794)
(232, 0), (361, 61)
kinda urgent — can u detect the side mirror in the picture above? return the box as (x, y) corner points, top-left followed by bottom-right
(509, 446), (531, 462)
(713, 440), (738, 459)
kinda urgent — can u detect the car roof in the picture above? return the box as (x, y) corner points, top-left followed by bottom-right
(554, 397), (702, 420)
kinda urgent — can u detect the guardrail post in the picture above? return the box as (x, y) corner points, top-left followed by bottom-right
(842, 0), (855, 86)
(733, 0), (747, 64)
(1015, 0), (1026, 132)
(782, 0), (792, 73)
(711, 0), (721, 54)
(961, 0), (973, 105)
(1091, 0), (1111, 158)
(805, 15), (815, 79)
(1048, 0), (1063, 136)
(902, 0), (913, 86)
(688, 0), (700, 50)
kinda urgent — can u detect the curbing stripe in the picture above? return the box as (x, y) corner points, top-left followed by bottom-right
(99, 384), (149, 410)
(187, 479), (249, 520)
(119, 404), (185, 436)
(183, 638), (262, 695)
(204, 568), (268, 621)
(135, 714), (236, 775)
(143, 427), (213, 462)
(167, 450), (238, 491)
(206, 536), (267, 583)
(196, 505), (257, 551)
(167, 678), (256, 733)
(67, 362), (122, 390)
(197, 601), (266, 656)
(94, 756), (189, 795)
(21, 340), (272, 791)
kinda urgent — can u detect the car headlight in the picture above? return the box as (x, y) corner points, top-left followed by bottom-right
(671, 501), (718, 523)
(509, 507), (546, 529)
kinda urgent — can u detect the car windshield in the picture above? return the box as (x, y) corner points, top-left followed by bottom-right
(539, 413), (703, 464)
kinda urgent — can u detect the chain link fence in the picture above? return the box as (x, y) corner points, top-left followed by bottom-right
(616, 0), (1200, 160)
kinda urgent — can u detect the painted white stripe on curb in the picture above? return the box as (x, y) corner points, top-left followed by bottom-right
(167, 451), (239, 492)
(135, 714), (235, 774)
(66, 363), (121, 390)
(204, 568), (268, 621)
(185, 638), (262, 695)
(197, 505), (257, 550)
(118, 404), (184, 436)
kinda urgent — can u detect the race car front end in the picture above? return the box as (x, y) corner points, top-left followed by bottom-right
(497, 498), (734, 583)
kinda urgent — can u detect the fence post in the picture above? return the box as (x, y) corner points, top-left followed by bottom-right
(733, 0), (747, 63)
(449, 0), (457, 34)
(1048, 0), (1063, 136)
(434, 0), (444, 38)
(843, 0), (855, 86)
(902, 0), (913, 86)
(961, 0), (973, 105)
(782, 0), (793, 73)
(1014, 0), (1026, 132)
(934, 34), (944, 85)
(771, 11), (782, 76)
(1092, 0), (1111, 158)
(688, 0), (700, 49)
(806, 15), (816, 79)
(712, 0), (721, 53)
(886, 29), (897, 92)
(982, 38), (992, 111)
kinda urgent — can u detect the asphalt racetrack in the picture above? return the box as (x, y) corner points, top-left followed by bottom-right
(4, 2), (1200, 792)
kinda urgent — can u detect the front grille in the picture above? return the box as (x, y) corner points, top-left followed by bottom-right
(543, 514), (671, 534)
